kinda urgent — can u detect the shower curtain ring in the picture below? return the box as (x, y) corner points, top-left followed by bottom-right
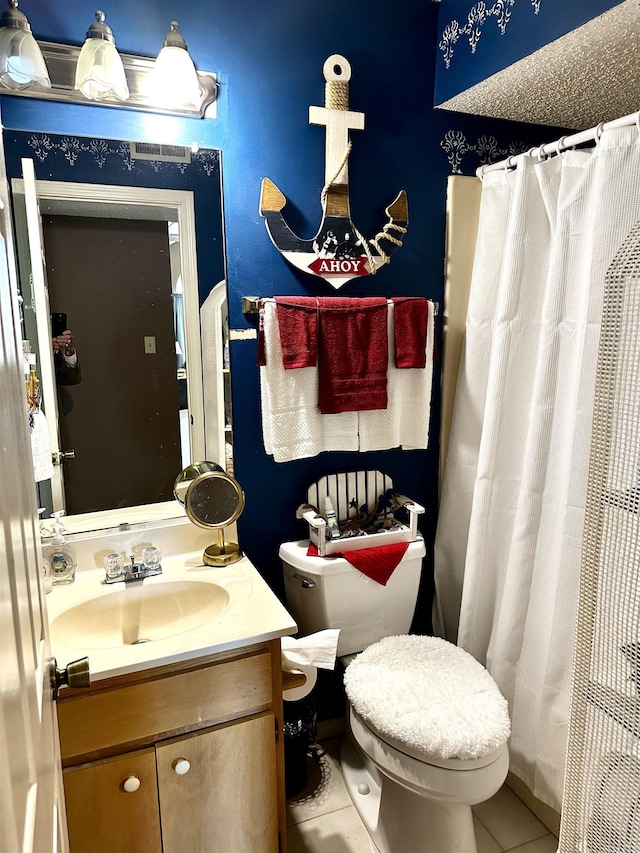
(504, 155), (514, 173)
(556, 136), (568, 158)
(635, 110), (640, 137)
(595, 122), (605, 144)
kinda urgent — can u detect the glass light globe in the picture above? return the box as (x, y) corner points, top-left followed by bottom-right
(75, 38), (128, 101)
(149, 23), (201, 109)
(0, 25), (50, 89)
(150, 44), (201, 108)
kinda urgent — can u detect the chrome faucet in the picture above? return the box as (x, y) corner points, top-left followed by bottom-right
(103, 547), (162, 584)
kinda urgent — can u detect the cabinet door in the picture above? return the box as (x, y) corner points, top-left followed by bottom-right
(157, 712), (279, 853)
(63, 749), (162, 853)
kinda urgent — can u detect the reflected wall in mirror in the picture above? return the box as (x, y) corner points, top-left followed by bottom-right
(4, 130), (231, 526)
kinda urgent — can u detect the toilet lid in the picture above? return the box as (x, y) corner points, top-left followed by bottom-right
(343, 635), (510, 761)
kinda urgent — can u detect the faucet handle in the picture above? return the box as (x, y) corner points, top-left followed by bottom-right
(142, 546), (162, 572)
(103, 553), (125, 581)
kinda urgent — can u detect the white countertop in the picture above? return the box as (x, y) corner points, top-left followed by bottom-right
(46, 552), (298, 682)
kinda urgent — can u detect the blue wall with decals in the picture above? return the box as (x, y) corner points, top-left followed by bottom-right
(435, 0), (624, 105)
(4, 0), (560, 624)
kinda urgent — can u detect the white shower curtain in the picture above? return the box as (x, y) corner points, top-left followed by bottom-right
(434, 125), (640, 811)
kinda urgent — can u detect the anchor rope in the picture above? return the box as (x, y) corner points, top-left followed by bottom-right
(370, 222), (407, 251)
(320, 141), (352, 207)
(326, 80), (349, 110)
(368, 222), (407, 269)
(320, 142), (407, 275)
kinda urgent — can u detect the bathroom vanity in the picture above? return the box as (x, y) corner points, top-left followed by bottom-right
(58, 642), (283, 852)
(46, 533), (297, 853)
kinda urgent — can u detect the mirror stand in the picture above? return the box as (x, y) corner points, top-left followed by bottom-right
(204, 529), (242, 567)
(174, 462), (245, 566)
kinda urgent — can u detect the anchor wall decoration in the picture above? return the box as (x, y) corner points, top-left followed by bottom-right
(260, 54), (408, 290)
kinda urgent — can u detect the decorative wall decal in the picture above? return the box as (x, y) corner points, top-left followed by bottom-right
(439, 0), (542, 69)
(441, 130), (473, 174)
(259, 54), (407, 289)
(25, 133), (219, 178)
(440, 131), (528, 174)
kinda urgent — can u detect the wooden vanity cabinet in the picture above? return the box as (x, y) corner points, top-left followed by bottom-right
(57, 640), (287, 853)
(63, 749), (162, 853)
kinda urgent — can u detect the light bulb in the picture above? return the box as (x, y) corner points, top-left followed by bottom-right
(149, 22), (201, 109)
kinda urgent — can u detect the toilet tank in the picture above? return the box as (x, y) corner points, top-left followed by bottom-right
(280, 537), (426, 657)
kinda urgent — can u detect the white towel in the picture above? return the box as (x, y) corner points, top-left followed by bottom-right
(358, 300), (434, 451)
(260, 300), (357, 462)
(30, 408), (54, 482)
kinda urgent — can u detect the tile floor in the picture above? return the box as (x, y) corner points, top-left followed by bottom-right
(287, 739), (559, 853)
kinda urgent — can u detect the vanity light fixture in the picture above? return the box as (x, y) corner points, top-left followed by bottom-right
(75, 10), (128, 102)
(148, 21), (201, 109)
(0, 6), (217, 118)
(0, 0), (50, 91)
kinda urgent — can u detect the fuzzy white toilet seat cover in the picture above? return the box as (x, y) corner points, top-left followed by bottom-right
(343, 635), (511, 761)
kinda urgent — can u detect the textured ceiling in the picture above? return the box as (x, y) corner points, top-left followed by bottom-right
(436, 0), (640, 130)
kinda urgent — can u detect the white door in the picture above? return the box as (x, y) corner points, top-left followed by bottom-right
(21, 156), (66, 512)
(0, 156), (69, 850)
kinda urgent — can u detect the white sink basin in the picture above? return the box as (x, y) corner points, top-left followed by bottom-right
(45, 551), (297, 681)
(50, 580), (231, 649)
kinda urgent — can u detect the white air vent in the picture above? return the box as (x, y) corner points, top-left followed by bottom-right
(129, 142), (191, 164)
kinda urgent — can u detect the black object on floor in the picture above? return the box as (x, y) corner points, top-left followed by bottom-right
(283, 693), (317, 799)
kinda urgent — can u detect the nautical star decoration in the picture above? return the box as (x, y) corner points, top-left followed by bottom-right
(260, 54), (408, 289)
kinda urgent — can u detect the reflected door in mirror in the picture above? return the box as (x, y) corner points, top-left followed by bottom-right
(42, 214), (182, 514)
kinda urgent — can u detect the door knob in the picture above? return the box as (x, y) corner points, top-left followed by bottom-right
(52, 450), (75, 465)
(49, 656), (90, 699)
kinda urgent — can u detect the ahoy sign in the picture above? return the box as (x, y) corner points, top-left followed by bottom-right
(309, 256), (369, 276)
(260, 54), (408, 290)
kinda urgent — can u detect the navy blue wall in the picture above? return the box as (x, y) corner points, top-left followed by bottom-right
(6, 0), (560, 627)
(435, 0), (623, 105)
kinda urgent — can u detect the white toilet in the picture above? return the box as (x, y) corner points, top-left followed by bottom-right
(281, 537), (510, 853)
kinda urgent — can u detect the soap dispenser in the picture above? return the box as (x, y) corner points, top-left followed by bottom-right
(42, 511), (77, 586)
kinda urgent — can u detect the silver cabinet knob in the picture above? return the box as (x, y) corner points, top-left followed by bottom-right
(122, 776), (141, 793)
(173, 758), (191, 776)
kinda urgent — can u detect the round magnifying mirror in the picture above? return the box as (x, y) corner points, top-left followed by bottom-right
(184, 470), (245, 566)
(173, 461), (224, 506)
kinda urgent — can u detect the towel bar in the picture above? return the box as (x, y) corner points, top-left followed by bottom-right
(241, 295), (439, 315)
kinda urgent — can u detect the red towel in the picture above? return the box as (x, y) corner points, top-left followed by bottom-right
(275, 297), (318, 368)
(317, 297), (388, 414)
(307, 541), (410, 586)
(392, 297), (428, 368)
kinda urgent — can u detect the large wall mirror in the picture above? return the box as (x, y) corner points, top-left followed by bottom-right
(4, 130), (230, 532)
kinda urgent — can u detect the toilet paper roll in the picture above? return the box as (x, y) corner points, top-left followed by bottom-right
(283, 663), (318, 702)
(281, 629), (340, 702)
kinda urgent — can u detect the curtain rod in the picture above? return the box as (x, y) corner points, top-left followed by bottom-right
(478, 109), (640, 177)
